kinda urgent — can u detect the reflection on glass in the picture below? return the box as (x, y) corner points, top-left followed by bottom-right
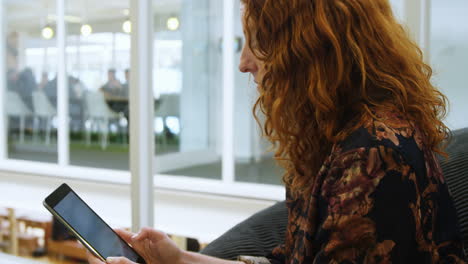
(153, 0), (222, 179)
(4, 2), (58, 163)
(66, 0), (131, 170)
(430, 0), (468, 130)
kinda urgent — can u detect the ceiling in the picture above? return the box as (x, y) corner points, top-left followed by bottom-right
(5, 0), (182, 33)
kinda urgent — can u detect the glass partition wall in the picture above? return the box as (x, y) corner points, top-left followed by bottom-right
(66, 0), (132, 170)
(0, 0), (279, 197)
(3, 0), (58, 163)
(232, 0), (283, 186)
(152, 0), (223, 180)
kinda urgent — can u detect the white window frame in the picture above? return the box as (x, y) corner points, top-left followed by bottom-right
(0, 1), (6, 160)
(130, 0), (154, 231)
(57, 0), (69, 166)
(222, 0), (235, 184)
(403, 0), (432, 61)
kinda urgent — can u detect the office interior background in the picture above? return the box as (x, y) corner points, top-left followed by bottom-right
(0, 0), (466, 262)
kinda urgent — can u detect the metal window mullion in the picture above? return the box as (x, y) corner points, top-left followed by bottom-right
(421, 0), (432, 64)
(57, 0), (69, 166)
(112, 32), (116, 68)
(403, 0), (431, 63)
(0, 2), (6, 160)
(404, 0), (423, 44)
(130, 0), (154, 232)
(222, 0), (235, 184)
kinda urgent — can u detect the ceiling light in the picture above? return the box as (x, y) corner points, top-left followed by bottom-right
(167, 17), (180, 31)
(42, 25), (54, 39)
(80, 24), (93, 36)
(122, 9), (130, 16)
(122, 20), (131, 34)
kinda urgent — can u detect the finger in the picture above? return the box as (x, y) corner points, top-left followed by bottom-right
(133, 227), (165, 242)
(114, 228), (136, 244)
(106, 256), (136, 264)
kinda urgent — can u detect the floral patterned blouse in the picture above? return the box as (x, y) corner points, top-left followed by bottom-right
(239, 110), (465, 264)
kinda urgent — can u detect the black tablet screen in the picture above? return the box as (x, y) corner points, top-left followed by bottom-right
(53, 191), (139, 261)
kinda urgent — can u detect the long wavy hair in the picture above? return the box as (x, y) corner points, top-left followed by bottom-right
(242, 0), (450, 194)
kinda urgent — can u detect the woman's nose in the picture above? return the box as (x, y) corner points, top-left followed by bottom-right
(239, 45), (258, 73)
(239, 59), (250, 73)
(239, 57), (258, 74)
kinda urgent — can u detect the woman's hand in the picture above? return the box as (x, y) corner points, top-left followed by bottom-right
(86, 228), (184, 264)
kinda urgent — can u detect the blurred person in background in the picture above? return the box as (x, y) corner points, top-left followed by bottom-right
(122, 69), (130, 98)
(38, 72), (49, 91)
(16, 67), (36, 111)
(100, 68), (124, 99)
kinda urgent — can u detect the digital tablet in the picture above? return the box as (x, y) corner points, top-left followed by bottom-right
(43, 183), (145, 263)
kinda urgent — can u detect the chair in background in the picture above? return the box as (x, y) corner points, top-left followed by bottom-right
(0, 208), (18, 255)
(32, 91), (57, 145)
(83, 91), (123, 150)
(155, 94), (180, 148)
(0, 208), (44, 257)
(6, 91), (32, 144)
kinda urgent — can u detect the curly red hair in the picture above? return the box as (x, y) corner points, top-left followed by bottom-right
(242, 0), (450, 193)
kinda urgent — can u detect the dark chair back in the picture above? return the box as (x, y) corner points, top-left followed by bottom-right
(439, 128), (468, 258)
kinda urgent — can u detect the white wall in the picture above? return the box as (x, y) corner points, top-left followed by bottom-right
(430, 0), (468, 130)
(0, 171), (276, 243)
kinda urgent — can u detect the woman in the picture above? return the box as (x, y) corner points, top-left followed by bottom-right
(89, 0), (465, 263)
